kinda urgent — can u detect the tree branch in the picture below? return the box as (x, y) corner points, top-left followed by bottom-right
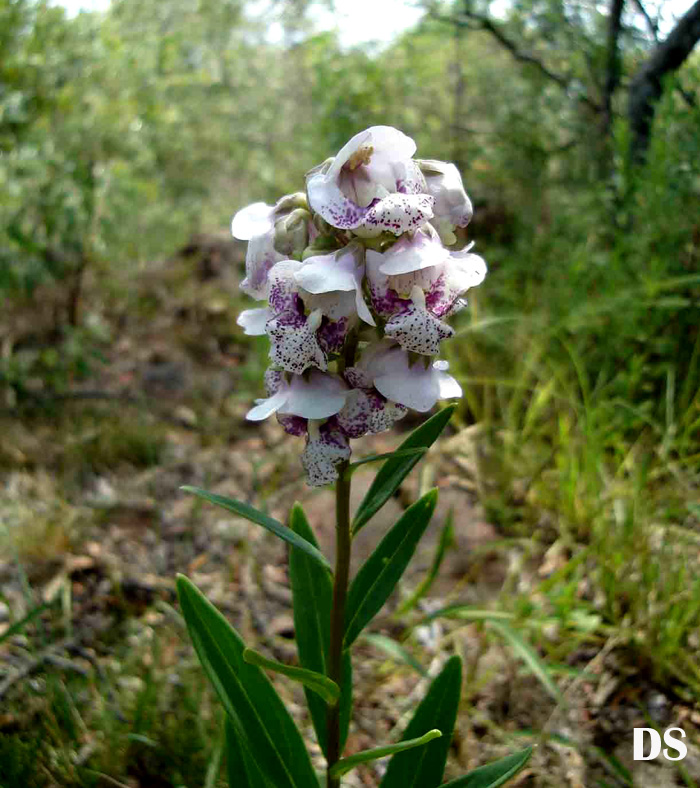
(429, 5), (602, 113)
(629, 0), (700, 160)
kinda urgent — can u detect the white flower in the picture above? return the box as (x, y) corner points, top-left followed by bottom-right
(232, 195), (310, 299)
(366, 230), (486, 354)
(306, 126), (434, 237)
(246, 370), (348, 422)
(417, 160), (473, 240)
(358, 342), (462, 412)
(294, 242), (375, 327)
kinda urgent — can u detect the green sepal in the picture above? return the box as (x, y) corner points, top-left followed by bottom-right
(176, 575), (317, 788)
(441, 746), (534, 787)
(345, 489), (438, 647)
(379, 655), (462, 788)
(330, 729), (442, 779)
(181, 486), (331, 570)
(353, 405), (455, 534)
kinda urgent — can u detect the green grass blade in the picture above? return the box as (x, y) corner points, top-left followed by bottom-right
(330, 730), (442, 779)
(397, 510), (455, 615)
(352, 405), (455, 534)
(379, 655), (462, 788)
(441, 746), (534, 787)
(363, 633), (427, 677)
(345, 489), (438, 647)
(181, 486), (331, 570)
(176, 575), (317, 788)
(0, 601), (51, 645)
(288, 504), (334, 755)
(242, 649), (340, 705)
(486, 621), (562, 703)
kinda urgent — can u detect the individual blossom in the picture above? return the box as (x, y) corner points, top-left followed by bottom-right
(231, 193), (309, 299)
(416, 159), (473, 245)
(356, 341), (462, 413)
(294, 242), (375, 353)
(366, 227), (487, 355)
(246, 370), (352, 486)
(306, 126), (434, 238)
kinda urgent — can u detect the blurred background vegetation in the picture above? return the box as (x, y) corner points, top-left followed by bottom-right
(1, 0), (699, 785)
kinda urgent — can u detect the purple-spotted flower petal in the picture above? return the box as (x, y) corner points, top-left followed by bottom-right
(302, 419), (351, 487)
(306, 126), (434, 236)
(267, 307), (327, 374)
(384, 286), (454, 355)
(336, 388), (406, 438)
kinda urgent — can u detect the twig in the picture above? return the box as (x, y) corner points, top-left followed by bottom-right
(429, 5), (602, 114)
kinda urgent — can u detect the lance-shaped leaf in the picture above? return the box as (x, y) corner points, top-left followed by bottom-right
(353, 405), (454, 534)
(288, 504), (352, 756)
(225, 716), (272, 788)
(330, 730), (443, 779)
(345, 489), (438, 647)
(181, 486), (330, 570)
(441, 746), (534, 787)
(242, 648), (340, 705)
(176, 575), (317, 788)
(379, 655), (462, 788)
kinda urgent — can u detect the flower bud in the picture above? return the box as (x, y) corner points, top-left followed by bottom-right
(275, 192), (308, 216)
(274, 208), (311, 258)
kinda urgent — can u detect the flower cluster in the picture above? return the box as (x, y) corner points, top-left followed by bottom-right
(233, 126), (486, 486)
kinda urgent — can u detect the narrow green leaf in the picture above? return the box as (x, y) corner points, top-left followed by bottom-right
(225, 716), (272, 788)
(176, 575), (317, 788)
(288, 504), (333, 755)
(0, 600), (51, 645)
(345, 489), (438, 647)
(352, 405), (455, 534)
(379, 655), (462, 788)
(330, 730), (442, 779)
(181, 486), (331, 570)
(397, 510), (455, 615)
(242, 649), (340, 705)
(486, 621), (562, 703)
(441, 746), (534, 787)
(363, 633), (427, 677)
(418, 606), (515, 625)
(348, 447), (427, 471)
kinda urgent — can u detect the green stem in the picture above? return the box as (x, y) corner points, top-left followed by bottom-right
(326, 461), (352, 788)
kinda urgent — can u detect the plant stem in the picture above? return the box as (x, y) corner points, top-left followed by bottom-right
(326, 461), (352, 788)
